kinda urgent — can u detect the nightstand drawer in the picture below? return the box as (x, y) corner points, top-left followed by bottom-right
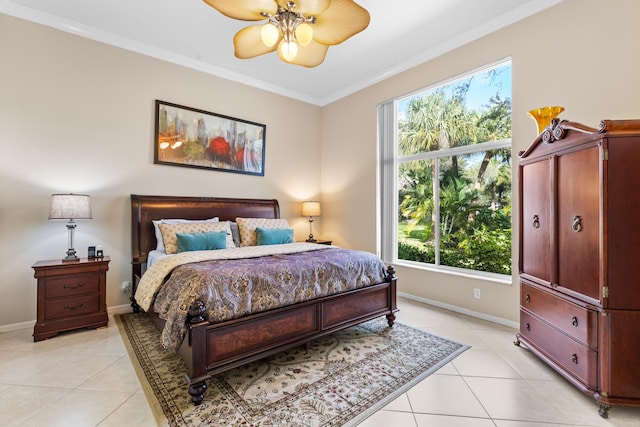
(45, 273), (99, 298)
(45, 295), (100, 320)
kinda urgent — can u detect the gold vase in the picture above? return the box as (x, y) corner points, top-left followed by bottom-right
(527, 106), (564, 134)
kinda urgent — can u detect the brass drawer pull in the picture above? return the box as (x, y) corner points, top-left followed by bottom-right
(533, 215), (540, 229)
(571, 316), (579, 327)
(525, 322), (530, 331)
(63, 283), (85, 290)
(571, 354), (578, 364)
(525, 294), (531, 303)
(63, 303), (84, 310)
(572, 215), (582, 232)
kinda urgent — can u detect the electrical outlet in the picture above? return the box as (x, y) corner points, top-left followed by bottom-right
(121, 281), (132, 293)
(473, 288), (481, 299)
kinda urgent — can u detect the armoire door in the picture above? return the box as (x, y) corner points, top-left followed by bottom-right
(556, 145), (601, 301)
(520, 159), (551, 284)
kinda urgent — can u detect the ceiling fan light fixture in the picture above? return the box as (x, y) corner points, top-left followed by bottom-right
(203, 0), (369, 66)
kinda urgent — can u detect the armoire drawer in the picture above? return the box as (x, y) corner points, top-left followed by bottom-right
(520, 310), (598, 389)
(521, 282), (598, 348)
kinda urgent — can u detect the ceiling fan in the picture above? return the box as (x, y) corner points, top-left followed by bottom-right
(202, 0), (370, 67)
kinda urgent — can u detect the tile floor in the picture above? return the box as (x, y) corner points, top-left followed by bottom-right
(1, 297), (639, 426)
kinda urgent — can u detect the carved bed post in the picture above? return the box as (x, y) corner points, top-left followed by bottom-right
(385, 265), (398, 327)
(185, 300), (209, 406)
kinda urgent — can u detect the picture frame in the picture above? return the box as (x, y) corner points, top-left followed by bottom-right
(154, 100), (266, 176)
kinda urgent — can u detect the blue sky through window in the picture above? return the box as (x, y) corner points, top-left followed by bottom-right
(398, 61), (511, 117)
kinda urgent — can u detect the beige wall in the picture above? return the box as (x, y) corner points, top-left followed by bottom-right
(0, 15), (322, 328)
(2, 0), (640, 330)
(320, 0), (640, 323)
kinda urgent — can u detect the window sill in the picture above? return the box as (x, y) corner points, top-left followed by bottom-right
(391, 259), (513, 285)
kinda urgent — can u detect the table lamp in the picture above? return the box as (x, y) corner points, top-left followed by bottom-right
(48, 193), (92, 262)
(301, 201), (321, 242)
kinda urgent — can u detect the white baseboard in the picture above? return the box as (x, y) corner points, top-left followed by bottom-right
(398, 291), (519, 330)
(0, 320), (33, 333)
(108, 304), (134, 315)
(0, 303), (134, 333)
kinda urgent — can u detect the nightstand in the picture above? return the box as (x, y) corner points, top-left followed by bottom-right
(306, 240), (332, 245)
(32, 257), (110, 341)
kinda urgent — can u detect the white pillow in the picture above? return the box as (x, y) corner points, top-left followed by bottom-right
(152, 218), (218, 252)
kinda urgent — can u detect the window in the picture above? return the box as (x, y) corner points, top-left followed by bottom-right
(378, 60), (512, 277)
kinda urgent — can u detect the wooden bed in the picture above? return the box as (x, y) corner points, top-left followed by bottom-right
(130, 194), (398, 405)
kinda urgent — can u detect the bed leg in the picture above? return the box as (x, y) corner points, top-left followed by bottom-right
(188, 381), (207, 406)
(130, 296), (140, 313)
(131, 272), (142, 313)
(386, 313), (396, 327)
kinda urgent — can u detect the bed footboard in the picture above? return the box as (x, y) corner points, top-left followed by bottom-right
(181, 266), (397, 406)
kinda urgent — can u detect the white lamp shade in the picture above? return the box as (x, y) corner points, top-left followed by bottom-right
(302, 201), (321, 217)
(48, 194), (92, 220)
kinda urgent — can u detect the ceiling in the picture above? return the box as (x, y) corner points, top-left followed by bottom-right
(1, 0), (562, 106)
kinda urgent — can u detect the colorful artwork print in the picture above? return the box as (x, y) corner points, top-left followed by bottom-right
(154, 100), (266, 176)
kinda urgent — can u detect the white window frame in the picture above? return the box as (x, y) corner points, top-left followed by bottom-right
(377, 59), (512, 280)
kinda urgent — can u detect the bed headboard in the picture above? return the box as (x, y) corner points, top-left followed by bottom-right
(130, 194), (280, 278)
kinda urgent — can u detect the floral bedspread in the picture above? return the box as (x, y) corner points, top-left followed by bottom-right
(135, 243), (387, 351)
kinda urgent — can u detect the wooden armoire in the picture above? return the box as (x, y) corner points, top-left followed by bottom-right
(516, 118), (640, 417)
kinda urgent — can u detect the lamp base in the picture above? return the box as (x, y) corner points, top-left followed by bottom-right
(306, 238), (317, 243)
(63, 249), (79, 262)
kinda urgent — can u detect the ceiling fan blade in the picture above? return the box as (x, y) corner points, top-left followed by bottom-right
(234, 25), (279, 59)
(281, 40), (329, 68)
(203, 0), (277, 21)
(312, 0), (370, 46)
(275, 0), (331, 15)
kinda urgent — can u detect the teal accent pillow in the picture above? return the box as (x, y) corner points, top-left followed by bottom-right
(255, 227), (295, 245)
(176, 231), (227, 252)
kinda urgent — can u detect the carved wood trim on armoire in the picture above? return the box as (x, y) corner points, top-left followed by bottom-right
(515, 118), (640, 418)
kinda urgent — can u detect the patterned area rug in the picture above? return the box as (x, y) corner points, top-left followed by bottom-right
(116, 313), (469, 426)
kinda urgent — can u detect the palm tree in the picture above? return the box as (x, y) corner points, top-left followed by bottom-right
(439, 177), (477, 236)
(398, 90), (475, 238)
(399, 162), (433, 238)
(472, 94), (512, 190)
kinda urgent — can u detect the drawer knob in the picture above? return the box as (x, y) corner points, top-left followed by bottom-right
(532, 215), (540, 229)
(63, 303), (84, 310)
(571, 354), (578, 364)
(525, 294), (531, 303)
(572, 215), (582, 232)
(525, 322), (530, 331)
(571, 316), (579, 327)
(63, 283), (85, 290)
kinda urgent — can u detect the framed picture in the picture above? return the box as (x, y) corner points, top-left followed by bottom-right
(154, 100), (266, 176)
